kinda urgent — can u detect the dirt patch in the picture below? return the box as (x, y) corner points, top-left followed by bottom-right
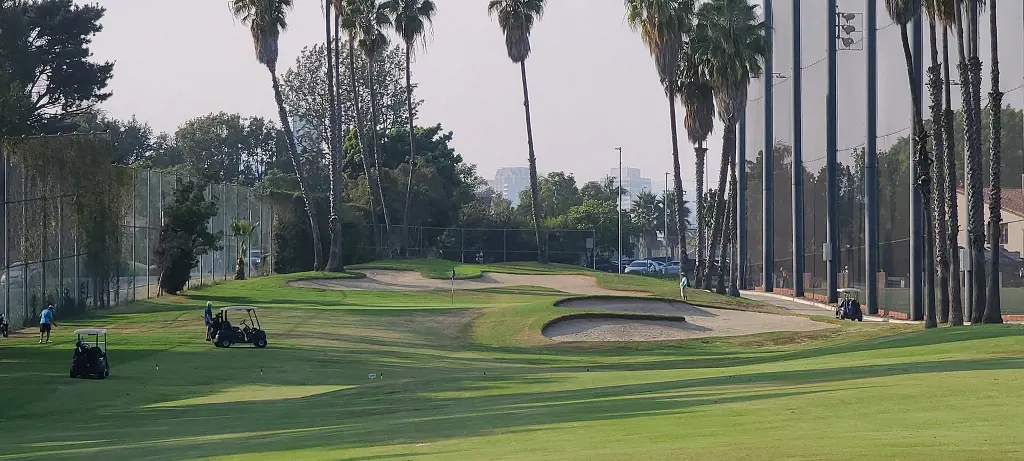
(544, 297), (832, 342)
(289, 270), (643, 296)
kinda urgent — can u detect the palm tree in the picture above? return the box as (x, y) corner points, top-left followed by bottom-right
(625, 0), (693, 271)
(325, 0), (346, 272)
(982, 0), (1003, 323)
(727, 148), (739, 296)
(887, 0), (938, 328)
(936, 0), (963, 325)
(679, 42), (714, 285)
(630, 190), (661, 258)
(487, 0), (547, 263)
(356, 0), (394, 241)
(384, 0), (436, 256)
(231, 0), (324, 271)
(231, 220), (257, 280)
(691, 0), (768, 290)
(338, 0), (382, 253)
(924, 0), (949, 323)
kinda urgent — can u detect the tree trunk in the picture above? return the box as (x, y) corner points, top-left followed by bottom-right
(943, 27), (964, 326)
(728, 152), (739, 297)
(967, 0), (987, 323)
(520, 61), (545, 263)
(954, 0), (977, 323)
(235, 257), (246, 280)
(695, 142), (707, 281)
(898, 24), (937, 328)
(270, 70), (323, 271)
(716, 153), (733, 296)
(367, 56), (391, 238)
(983, 0), (1004, 324)
(325, 1), (345, 272)
(347, 39), (380, 255)
(927, 21), (950, 325)
(704, 121), (735, 290)
(668, 90), (688, 265)
(400, 43), (416, 257)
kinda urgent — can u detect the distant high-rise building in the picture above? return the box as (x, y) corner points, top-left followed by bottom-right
(610, 167), (653, 209)
(491, 167), (531, 207)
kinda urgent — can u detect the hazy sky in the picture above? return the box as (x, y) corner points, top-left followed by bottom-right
(86, 0), (723, 192)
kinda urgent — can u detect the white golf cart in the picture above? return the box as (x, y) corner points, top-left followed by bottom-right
(70, 328), (110, 379)
(211, 306), (268, 348)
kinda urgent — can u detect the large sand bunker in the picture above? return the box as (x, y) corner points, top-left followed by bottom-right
(543, 297), (832, 342)
(291, 270), (643, 296)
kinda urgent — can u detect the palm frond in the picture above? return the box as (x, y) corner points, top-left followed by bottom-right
(693, 0), (769, 124)
(487, 0), (546, 63)
(385, 0), (437, 49)
(231, 0), (294, 69)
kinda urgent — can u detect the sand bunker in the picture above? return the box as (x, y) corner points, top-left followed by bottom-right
(291, 270), (643, 296)
(543, 297), (832, 342)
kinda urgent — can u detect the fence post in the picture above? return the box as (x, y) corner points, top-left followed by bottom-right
(2, 149), (7, 322)
(460, 228), (465, 263)
(146, 169), (151, 299)
(503, 228), (507, 263)
(40, 191), (46, 308)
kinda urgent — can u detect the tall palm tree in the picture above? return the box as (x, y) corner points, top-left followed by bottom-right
(691, 0), (768, 291)
(231, 220), (256, 280)
(356, 0), (394, 241)
(727, 147), (739, 296)
(887, 0), (938, 328)
(679, 42), (715, 286)
(982, 0), (1003, 323)
(338, 0), (381, 253)
(231, 0), (324, 271)
(487, 0), (547, 263)
(959, 0), (986, 322)
(625, 0), (693, 270)
(385, 0), (436, 256)
(924, 0), (949, 323)
(325, 0), (346, 272)
(937, 0), (963, 325)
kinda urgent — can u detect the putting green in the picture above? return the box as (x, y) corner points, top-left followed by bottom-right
(0, 261), (1022, 460)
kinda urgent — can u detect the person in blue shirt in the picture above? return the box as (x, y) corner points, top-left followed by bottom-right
(204, 301), (214, 341)
(39, 304), (56, 344)
(679, 274), (689, 302)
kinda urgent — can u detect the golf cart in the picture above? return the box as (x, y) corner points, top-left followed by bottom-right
(70, 329), (110, 379)
(212, 306), (267, 348)
(835, 288), (864, 321)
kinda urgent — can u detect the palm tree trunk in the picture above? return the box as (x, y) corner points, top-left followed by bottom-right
(943, 27), (964, 326)
(983, 0), (1004, 324)
(717, 153), (734, 295)
(695, 142), (707, 280)
(520, 61), (545, 263)
(704, 121), (735, 290)
(270, 70), (323, 271)
(333, 12), (346, 270)
(668, 90), (688, 265)
(898, 23), (937, 328)
(728, 152), (739, 297)
(400, 43), (416, 257)
(325, 1), (345, 272)
(367, 56), (391, 239)
(966, 0), (987, 323)
(927, 20), (950, 324)
(347, 39), (380, 254)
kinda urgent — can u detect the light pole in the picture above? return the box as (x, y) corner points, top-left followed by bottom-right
(664, 172), (669, 259)
(617, 147), (623, 274)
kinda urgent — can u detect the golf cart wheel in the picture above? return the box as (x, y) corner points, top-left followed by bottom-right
(254, 337), (267, 348)
(217, 336), (232, 348)
(70, 371), (78, 379)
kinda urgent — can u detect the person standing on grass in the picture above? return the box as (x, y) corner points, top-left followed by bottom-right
(203, 301), (214, 341)
(679, 273), (689, 301)
(38, 304), (55, 344)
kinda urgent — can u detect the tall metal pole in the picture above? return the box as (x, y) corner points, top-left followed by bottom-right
(910, 11), (924, 320)
(762, 0), (775, 293)
(617, 147), (623, 274)
(664, 172), (669, 259)
(738, 106), (748, 289)
(826, 0), (839, 303)
(792, 0), (805, 298)
(865, 0), (879, 314)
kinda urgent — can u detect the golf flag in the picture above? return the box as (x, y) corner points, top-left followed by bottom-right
(451, 268), (456, 280)
(450, 268), (456, 305)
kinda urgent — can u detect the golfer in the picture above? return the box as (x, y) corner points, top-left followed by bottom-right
(39, 304), (55, 344)
(203, 301), (214, 341)
(679, 273), (689, 301)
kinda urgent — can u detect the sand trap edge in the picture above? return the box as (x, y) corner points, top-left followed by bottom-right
(541, 312), (688, 334)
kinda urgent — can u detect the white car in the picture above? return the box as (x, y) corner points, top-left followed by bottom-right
(624, 260), (664, 274)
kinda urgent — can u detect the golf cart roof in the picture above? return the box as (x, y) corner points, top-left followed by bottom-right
(837, 288), (862, 293)
(73, 328), (107, 335)
(220, 306), (258, 312)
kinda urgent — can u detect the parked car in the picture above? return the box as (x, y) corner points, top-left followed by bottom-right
(663, 261), (681, 275)
(624, 259), (663, 275)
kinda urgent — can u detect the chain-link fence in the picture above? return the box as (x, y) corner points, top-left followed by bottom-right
(741, 1), (1024, 317)
(1, 137), (275, 328)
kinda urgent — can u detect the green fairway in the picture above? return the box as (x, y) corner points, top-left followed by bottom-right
(2, 262), (1023, 460)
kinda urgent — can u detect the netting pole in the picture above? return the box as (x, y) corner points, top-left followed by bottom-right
(826, 0), (840, 304)
(1, 143), (7, 321)
(739, 109), (747, 288)
(146, 170), (151, 299)
(909, 12), (925, 320)
(503, 228), (508, 262)
(864, 0), (879, 314)
(791, 0), (805, 298)
(761, 0), (775, 293)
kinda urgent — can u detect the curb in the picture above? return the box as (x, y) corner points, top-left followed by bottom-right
(740, 290), (921, 324)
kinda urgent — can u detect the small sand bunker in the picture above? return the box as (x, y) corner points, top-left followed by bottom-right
(291, 270), (643, 296)
(544, 297), (832, 342)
